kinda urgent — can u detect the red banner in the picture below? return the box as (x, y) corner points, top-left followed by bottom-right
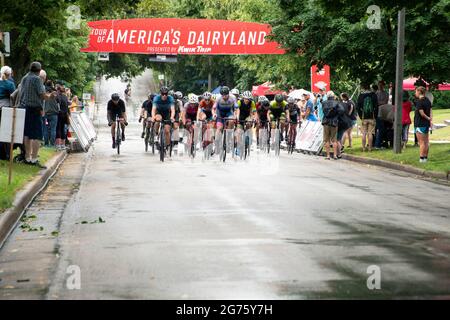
(310, 65), (331, 93)
(81, 18), (285, 55)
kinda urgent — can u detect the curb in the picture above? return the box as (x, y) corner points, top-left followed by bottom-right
(341, 153), (449, 182)
(0, 151), (68, 248)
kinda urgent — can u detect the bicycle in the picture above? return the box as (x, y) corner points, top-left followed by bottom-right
(215, 117), (235, 162)
(269, 118), (282, 156)
(236, 119), (254, 160)
(115, 117), (125, 155)
(155, 119), (173, 162)
(200, 119), (214, 160)
(185, 120), (202, 159)
(257, 120), (270, 154)
(144, 118), (155, 154)
(287, 121), (299, 154)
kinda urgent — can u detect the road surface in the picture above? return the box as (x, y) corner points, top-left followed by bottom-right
(1, 70), (449, 299)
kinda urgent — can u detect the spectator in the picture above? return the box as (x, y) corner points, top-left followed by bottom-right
(0, 66), (17, 160)
(19, 62), (56, 167)
(335, 92), (353, 158)
(70, 95), (81, 112)
(376, 81), (389, 105)
(55, 84), (70, 151)
(315, 86), (327, 122)
(377, 103), (395, 148)
(356, 83), (378, 152)
(321, 91), (339, 160)
(42, 80), (59, 147)
(303, 92), (318, 122)
(401, 91), (412, 148)
(413, 86), (432, 163)
(340, 92), (356, 149)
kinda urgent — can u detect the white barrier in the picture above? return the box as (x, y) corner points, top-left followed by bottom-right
(295, 120), (323, 154)
(69, 111), (97, 152)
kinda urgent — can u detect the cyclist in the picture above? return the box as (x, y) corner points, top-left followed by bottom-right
(268, 94), (287, 140)
(198, 91), (215, 148)
(151, 86), (175, 149)
(231, 88), (240, 100)
(182, 94), (199, 134)
(139, 93), (155, 138)
(213, 86), (238, 137)
(285, 96), (301, 145)
(173, 91), (183, 143)
(255, 99), (270, 147)
(236, 91), (256, 126)
(107, 93), (128, 149)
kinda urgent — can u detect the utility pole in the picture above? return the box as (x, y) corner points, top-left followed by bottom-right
(393, 8), (405, 154)
(208, 56), (212, 91)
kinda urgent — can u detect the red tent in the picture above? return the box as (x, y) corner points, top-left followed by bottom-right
(403, 77), (450, 91)
(252, 82), (286, 96)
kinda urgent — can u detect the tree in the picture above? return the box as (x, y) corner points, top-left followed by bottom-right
(271, 0), (450, 87)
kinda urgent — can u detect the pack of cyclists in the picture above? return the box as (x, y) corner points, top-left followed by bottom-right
(107, 85), (307, 154)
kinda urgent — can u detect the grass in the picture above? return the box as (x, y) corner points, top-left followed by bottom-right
(0, 147), (56, 213)
(344, 138), (450, 174)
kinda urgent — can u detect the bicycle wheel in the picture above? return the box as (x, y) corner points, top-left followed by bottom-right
(150, 125), (155, 154)
(245, 134), (250, 159)
(144, 126), (150, 152)
(159, 124), (165, 162)
(222, 129), (227, 162)
(116, 122), (121, 155)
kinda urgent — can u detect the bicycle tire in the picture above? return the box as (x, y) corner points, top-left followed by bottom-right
(159, 124), (165, 162)
(144, 127), (149, 152)
(116, 121), (121, 155)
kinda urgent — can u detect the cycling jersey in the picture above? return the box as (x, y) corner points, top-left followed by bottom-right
(107, 99), (126, 121)
(153, 94), (174, 120)
(269, 101), (287, 119)
(256, 103), (270, 122)
(199, 99), (214, 120)
(183, 102), (199, 122)
(237, 99), (256, 121)
(142, 99), (153, 114)
(214, 96), (238, 118)
(286, 104), (300, 123)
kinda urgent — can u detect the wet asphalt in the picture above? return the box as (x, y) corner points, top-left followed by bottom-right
(1, 70), (450, 299)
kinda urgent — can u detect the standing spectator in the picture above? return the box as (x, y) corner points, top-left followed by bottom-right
(340, 92), (356, 149)
(401, 91), (412, 148)
(55, 84), (70, 151)
(70, 95), (80, 112)
(374, 81), (389, 149)
(0, 66), (17, 160)
(376, 81), (389, 105)
(42, 80), (59, 147)
(413, 86), (432, 163)
(356, 83), (378, 152)
(335, 92), (352, 158)
(315, 86), (327, 122)
(19, 62), (56, 167)
(303, 91), (318, 122)
(321, 91), (339, 160)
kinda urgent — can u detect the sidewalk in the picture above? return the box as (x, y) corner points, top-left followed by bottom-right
(0, 150), (67, 247)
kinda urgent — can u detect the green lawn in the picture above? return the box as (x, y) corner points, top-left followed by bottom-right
(345, 138), (450, 174)
(0, 147), (56, 213)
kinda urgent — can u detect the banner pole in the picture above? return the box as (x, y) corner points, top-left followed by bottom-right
(8, 107), (17, 185)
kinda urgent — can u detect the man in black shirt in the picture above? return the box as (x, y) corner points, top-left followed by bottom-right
(356, 84), (378, 151)
(107, 93), (128, 148)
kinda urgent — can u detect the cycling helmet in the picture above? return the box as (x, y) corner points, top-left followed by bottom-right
(203, 91), (212, 100)
(189, 95), (198, 104)
(168, 90), (175, 97)
(111, 93), (120, 101)
(287, 97), (296, 104)
(231, 88), (239, 96)
(261, 100), (270, 108)
(242, 91), (253, 100)
(258, 96), (267, 102)
(175, 91), (183, 99)
(220, 86), (230, 95)
(160, 86), (169, 95)
(275, 94), (284, 103)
